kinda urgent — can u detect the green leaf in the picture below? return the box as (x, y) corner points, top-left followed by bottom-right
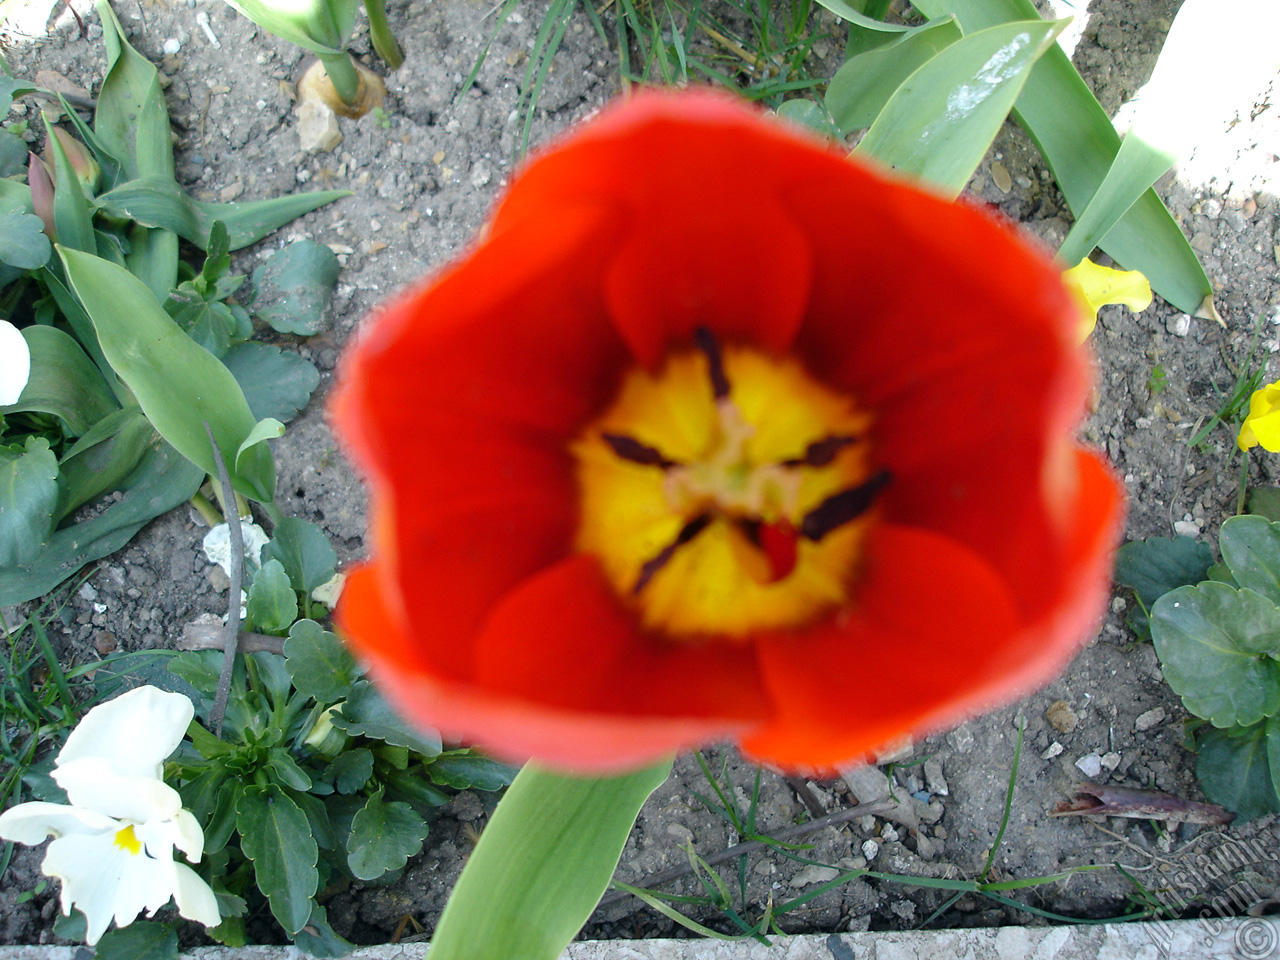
(57, 408), (156, 516)
(221, 0), (355, 54)
(93, 921), (179, 960)
(284, 618), (355, 703)
(265, 517), (338, 594)
(427, 759), (673, 960)
(165, 289), (249, 357)
(95, 0), (174, 181)
(0, 210), (51, 269)
(346, 790), (429, 881)
(44, 118), (96, 254)
(267, 747), (313, 791)
(855, 18), (1065, 197)
(1150, 582), (1280, 727)
(203, 778), (242, 854)
(0, 437), (59, 567)
(291, 902), (356, 959)
(1248, 486), (1280, 524)
(58, 246), (276, 503)
(222, 342), (320, 424)
(0, 129), (26, 180)
(428, 754), (518, 792)
(773, 99), (837, 138)
(812, 0), (909, 34)
(1219, 515), (1280, 607)
(909, 0), (1215, 318)
(1196, 722), (1280, 823)
(95, 175), (351, 251)
(247, 559), (298, 634)
(826, 17), (963, 136)
(383, 767), (451, 809)
(235, 784), (319, 936)
(328, 747), (375, 794)
(251, 240), (341, 336)
(1113, 534), (1214, 638)
(236, 418), (284, 480)
(332, 680), (443, 757)
(1269, 714), (1280, 806)
(8, 325), (118, 436)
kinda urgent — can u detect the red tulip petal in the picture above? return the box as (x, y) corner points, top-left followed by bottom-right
(489, 91), (817, 366)
(340, 556), (754, 774)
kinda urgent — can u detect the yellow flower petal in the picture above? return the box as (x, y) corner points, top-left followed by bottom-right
(1238, 382), (1280, 451)
(1063, 258), (1154, 341)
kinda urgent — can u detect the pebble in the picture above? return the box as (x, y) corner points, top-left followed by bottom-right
(296, 99), (342, 153)
(1100, 751), (1122, 771)
(1173, 519), (1201, 537)
(923, 758), (949, 797)
(790, 864), (839, 887)
(1135, 707), (1167, 731)
(93, 631), (117, 656)
(1042, 741), (1064, 760)
(990, 161), (1012, 193)
(881, 825), (899, 843)
(1165, 313), (1192, 337)
(1075, 753), (1103, 777)
(162, 38), (181, 54)
(1046, 700), (1080, 734)
(78, 582), (99, 602)
(861, 839), (880, 861)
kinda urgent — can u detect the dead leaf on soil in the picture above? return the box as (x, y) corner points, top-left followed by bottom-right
(1050, 782), (1234, 825)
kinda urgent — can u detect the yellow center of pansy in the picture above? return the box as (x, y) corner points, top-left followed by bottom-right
(113, 823), (142, 855)
(573, 329), (884, 639)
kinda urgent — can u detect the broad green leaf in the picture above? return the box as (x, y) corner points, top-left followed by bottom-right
(0, 439), (201, 605)
(203, 779), (241, 853)
(0, 437), (59, 567)
(1248, 487), (1280, 524)
(284, 618), (355, 703)
(247, 559), (298, 634)
(329, 747), (375, 794)
(96, 175), (350, 251)
(251, 240), (341, 336)
(383, 767), (451, 809)
(165, 289), (250, 357)
(93, 921), (179, 960)
(291, 903), (356, 959)
(236, 418), (284, 480)
(332, 680), (443, 757)
(95, 0), (174, 181)
(58, 246), (276, 503)
(774, 98), (837, 138)
(0, 128), (25, 179)
(222, 342), (320, 423)
(267, 747), (313, 791)
(347, 791), (429, 881)
(222, 0), (355, 54)
(0, 210), (51, 269)
(812, 0), (909, 34)
(235, 783), (319, 936)
(1113, 534), (1214, 638)
(1196, 722), (1280, 822)
(909, 0), (1215, 318)
(265, 517), (338, 594)
(1270, 714), (1280, 806)
(44, 118), (95, 253)
(1150, 582), (1280, 727)
(8, 325), (118, 435)
(428, 753), (518, 792)
(428, 759), (673, 960)
(0, 75), (37, 115)
(57, 407), (155, 516)
(856, 19), (1064, 197)
(826, 17), (963, 136)
(1219, 515), (1280, 607)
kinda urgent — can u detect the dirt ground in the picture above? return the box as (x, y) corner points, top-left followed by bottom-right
(2, 0), (1279, 949)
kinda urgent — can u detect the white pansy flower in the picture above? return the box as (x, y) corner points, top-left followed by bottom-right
(0, 319), (31, 406)
(0, 686), (220, 945)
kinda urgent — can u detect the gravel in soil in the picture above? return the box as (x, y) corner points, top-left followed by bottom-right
(3, 0), (1280, 948)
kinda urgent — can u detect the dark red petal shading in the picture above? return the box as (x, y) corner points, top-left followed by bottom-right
(340, 561), (753, 774)
(486, 93), (817, 367)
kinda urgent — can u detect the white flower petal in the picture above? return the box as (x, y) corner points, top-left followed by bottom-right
(114, 845), (179, 923)
(0, 802), (116, 844)
(54, 757), (183, 824)
(58, 686), (194, 780)
(135, 809), (204, 864)
(171, 808), (205, 863)
(0, 319), (31, 407)
(42, 831), (130, 945)
(169, 861), (221, 928)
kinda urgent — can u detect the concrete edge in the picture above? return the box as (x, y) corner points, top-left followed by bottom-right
(0, 917), (1274, 959)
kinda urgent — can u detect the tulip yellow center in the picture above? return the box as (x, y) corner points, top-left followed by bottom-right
(573, 329), (884, 638)
(113, 824), (142, 855)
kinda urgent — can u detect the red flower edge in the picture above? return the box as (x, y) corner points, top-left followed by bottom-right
(333, 89), (1125, 776)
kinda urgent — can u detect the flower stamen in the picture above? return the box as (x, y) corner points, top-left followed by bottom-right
(601, 432), (678, 468)
(694, 326), (731, 400)
(634, 513), (712, 593)
(798, 470), (892, 541)
(782, 434), (859, 468)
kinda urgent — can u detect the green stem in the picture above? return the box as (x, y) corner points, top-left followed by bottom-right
(362, 0), (404, 69)
(318, 50), (362, 106)
(428, 757), (673, 960)
(190, 490), (223, 527)
(1237, 449), (1251, 515)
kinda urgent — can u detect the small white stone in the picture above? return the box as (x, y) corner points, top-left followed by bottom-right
(923, 758), (949, 797)
(78, 582), (99, 602)
(1075, 753), (1103, 777)
(1042, 741), (1064, 760)
(1173, 519), (1201, 537)
(1100, 751), (1122, 771)
(790, 864), (839, 887)
(881, 825), (899, 843)
(861, 839), (880, 861)
(1165, 313), (1192, 337)
(1135, 707), (1167, 732)
(162, 38), (181, 54)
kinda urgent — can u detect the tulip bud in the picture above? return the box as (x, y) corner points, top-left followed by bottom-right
(302, 704), (349, 758)
(47, 126), (101, 194)
(27, 153), (55, 241)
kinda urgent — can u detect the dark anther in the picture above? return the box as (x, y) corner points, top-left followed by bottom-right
(602, 432), (678, 468)
(782, 435), (859, 468)
(693, 326), (731, 401)
(634, 514), (712, 594)
(799, 470), (892, 542)
(739, 517), (763, 546)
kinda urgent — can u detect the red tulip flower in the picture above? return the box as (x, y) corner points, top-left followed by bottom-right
(333, 89), (1124, 777)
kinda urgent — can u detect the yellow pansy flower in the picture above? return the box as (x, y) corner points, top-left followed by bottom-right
(1239, 382), (1280, 452)
(1064, 258), (1154, 341)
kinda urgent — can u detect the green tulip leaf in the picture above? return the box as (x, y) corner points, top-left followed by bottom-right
(826, 16), (963, 136)
(58, 246), (276, 503)
(1150, 582), (1280, 727)
(8, 325), (118, 436)
(57, 407), (156, 517)
(284, 618), (355, 703)
(1219, 515), (1280, 608)
(251, 240), (341, 336)
(0, 210), (52, 269)
(347, 790), (429, 881)
(855, 18), (1064, 197)
(1113, 534), (1215, 638)
(236, 418), (284, 479)
(333, 680), (443, 757)
(774, 98), (837, 138)
(95, 0), (174, 181)
(264, 517), (338, 594)
(0, 437), (59, 568)
(235, 784), (319, 936)
(222, 0), (355, 54)
(246, 559), (298, 635)
(221, 342), (321, 424)
(44, 118), (96, 254)
(1196, 721), (1280, 823)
